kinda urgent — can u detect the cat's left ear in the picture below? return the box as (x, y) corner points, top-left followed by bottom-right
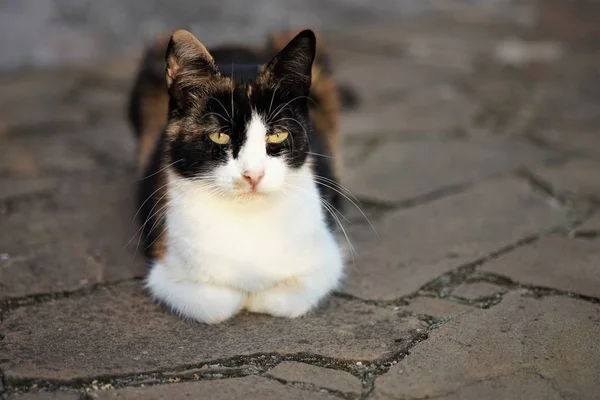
(265, 29), (316, 95)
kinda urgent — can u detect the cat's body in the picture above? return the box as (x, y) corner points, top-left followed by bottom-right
(128, 29), (345, 323)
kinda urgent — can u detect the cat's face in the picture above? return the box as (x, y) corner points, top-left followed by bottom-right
(164, 29), (316, 199)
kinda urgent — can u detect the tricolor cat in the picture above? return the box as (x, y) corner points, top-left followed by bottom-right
(128, 29), (345, 324)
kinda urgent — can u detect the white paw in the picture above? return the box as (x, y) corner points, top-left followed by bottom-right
(146, 262), (245, 324)
(245, 275), (336, 318)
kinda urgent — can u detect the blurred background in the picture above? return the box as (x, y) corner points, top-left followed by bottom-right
(1, 0), (524, 70)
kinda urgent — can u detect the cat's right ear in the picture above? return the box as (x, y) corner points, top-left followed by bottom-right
(165, 30), (217, 91)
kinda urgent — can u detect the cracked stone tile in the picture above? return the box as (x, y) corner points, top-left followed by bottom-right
(0, 177), (58, 201)
(399, 297), (472, 319)
(267, 361), (362, 396)
(340, 83), (476, 139)
(0, 132), (99, 179)
(480, 237), (600, 298)
(0, 177), (145, 299)
(343, 137), (553, 204)
(0, 69), (88, 131)
(536, 129), (600, 158)
(332, 51), (451, 105)
(372, 369), (564, 400)
(341, 178), (567, 301)
(533, 159), (600, 199)
(0, 283), (425, 381)
(578, 212), (600, 232)
(73, 120), (136, 167)
(451, 282), (507, 301)
(371, 292), (600, 400)
(92, 376), (340, 400)
(8, 392), (80, 400)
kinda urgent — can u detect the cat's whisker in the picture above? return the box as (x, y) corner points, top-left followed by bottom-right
(199, 112), (229, 122)
(133, 204), (168, 259)
(273, 117), (307, 137)
(131, 181), (170, 224)
(306, 151), (333, 159)
(267, 82), (281, 120)
(139, 160), (183, 181)
(313, 180), (378, 237)
(284, 183), (356, 261)
(230, 63), (235, 122)
(313, 175), (360, 203)
(267, 95), (314, 123)
(207, 96), (232, 121)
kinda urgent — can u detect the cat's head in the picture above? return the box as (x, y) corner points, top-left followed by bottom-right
(163, 29), (316, 200)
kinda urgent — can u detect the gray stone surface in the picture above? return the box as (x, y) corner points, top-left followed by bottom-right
(0, 177), (58, 201)
(0, 178), (145, 299)
(344, 137), (553, 204)
(400, 297), (473, 319)
(340, 83), (476, 139)
(93, 376), (340, 400)
(0, 284), (425, 381)
(579, 212), (600, 231)
(534, 159), (600, 199)
(451, 282), (507, 300)
(342, 178), (567, 301)
(372, 292), (600, 400)
(267, 361), (362, 396)
(8, 393), (80, 400)
(332, 52), (451, 106)
(480, 237), (600, 298)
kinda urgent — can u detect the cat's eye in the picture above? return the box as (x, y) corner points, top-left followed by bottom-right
(266, 131), (289, 144)
(208, 132), (231, 145)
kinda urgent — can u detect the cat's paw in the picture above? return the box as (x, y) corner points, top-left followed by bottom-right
(245, 277), (332, 318)
(146, 262), (244, 324)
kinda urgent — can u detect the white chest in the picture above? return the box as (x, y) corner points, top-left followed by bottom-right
(163, 180), (337, 291)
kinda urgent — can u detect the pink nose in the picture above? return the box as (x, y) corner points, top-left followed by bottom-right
(242, 170), (264, 188)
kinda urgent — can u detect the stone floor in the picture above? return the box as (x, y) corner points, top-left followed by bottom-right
(1, 1), (600, 399)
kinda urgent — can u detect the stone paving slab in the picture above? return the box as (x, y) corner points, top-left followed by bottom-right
(450, 282), (507, 301)
(398, 297), (472, 319)
(533, 159), (600, 199)
(579, 212), (600, 232)
(0, 283), (425, 382)
(343, 137), (554, 204)
(0, 177), (144, 299)
(480, 237), (600, 298)
(267, 361), (362, 396)
(93, 376), (340, 400)
(371, 292), (600, 400)
(339, 83), (475, 138)
(342, 178), (567, 301)
(0, 177), (58, 202)
(331, 51), (455, 106)
(8, 392), (79, 400)
(0, 131), (99, 179)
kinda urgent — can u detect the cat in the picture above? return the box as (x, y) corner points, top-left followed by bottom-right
(127, 29), (346, 324)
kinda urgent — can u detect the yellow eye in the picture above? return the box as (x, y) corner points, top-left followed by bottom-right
(208, 132), (231, 144)
(266, 131), (289, 144)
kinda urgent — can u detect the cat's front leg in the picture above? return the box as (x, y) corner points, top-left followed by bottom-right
(245, 266), (342, 318)
(146, 262), (245, 324)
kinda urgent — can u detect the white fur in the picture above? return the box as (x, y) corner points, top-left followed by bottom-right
(146, 113), (344, 323)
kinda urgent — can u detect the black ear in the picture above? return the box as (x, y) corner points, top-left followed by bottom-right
(265, 29), (316, 94)
(165, 30), (217, 90)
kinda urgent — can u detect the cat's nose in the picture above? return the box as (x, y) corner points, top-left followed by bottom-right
(242, 170), (265, 188)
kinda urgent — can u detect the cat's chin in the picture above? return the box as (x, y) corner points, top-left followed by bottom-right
(233, 189), (274, 202)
